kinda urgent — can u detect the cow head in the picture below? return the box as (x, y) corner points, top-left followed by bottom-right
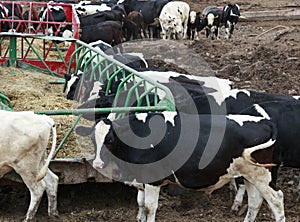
(189, 11), (197, 24)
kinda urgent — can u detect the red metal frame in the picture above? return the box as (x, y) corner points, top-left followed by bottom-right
(0, 1), (80, 75)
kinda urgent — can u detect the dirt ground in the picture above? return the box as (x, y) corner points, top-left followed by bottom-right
(0, 0), (300, 221)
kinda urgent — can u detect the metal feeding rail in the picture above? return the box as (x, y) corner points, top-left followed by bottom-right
(0, 1), (80, 75)
(0, 26), (176, 184)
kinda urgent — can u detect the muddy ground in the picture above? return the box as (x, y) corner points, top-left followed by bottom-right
(0, 0), (300, 221)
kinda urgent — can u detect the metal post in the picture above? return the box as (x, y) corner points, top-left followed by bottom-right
(9, 35), (17, 67)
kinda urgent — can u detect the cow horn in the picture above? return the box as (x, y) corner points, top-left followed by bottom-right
(239, 15), (246, 19)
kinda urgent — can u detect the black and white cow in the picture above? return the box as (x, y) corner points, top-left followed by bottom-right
(187, 11), (201, 40)
(222, 3), (243, 39)
(0, 3), (23, 32)
(198, 4), (244, 39)
(230, 100), (300, 210)
(39, 4), (67, 36)
(91, 111), (285, 222)
(75, 1), (112, 16)
(199, 6), (223, 39)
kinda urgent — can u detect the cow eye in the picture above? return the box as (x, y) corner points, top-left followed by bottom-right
(174, 24), (176, 26)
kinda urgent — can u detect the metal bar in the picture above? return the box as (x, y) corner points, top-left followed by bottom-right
(9, 35), (17, 67)
(53, 114), (82, 158)
(34, 106), (171, 115)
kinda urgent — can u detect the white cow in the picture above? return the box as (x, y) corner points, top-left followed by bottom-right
(159, 1), (190, 40)
(0, 111), (59, 222)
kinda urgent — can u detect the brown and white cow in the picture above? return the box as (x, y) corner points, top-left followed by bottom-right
(0, 111), (59, 222)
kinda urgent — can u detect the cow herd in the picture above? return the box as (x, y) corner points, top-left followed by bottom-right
(0, 1), (299, 222)
(59, 36), (300, 221)
(0, 0), (244, 45)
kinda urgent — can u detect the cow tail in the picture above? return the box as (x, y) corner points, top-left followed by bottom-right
(36, 116), (57, 181)
(242, 121), (277, 167)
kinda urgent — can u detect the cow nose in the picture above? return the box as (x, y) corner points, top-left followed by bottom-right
(93, 160), (104, 169)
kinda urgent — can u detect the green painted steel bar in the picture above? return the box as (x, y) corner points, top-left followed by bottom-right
(53, 114), (82, 158)
(52, 41), (68, 68)
(137, 86), (157, 107)
(9, 35), (17, 67)
(34, 106), (172, 116)
(23, 37), (56, 76)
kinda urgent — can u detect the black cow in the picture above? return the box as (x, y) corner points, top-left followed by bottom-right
(123, 0), (171, 38)
(91, 111), (284, 221)
(79, 10), (124, 27)
(80, 21), (123, 49)
(229, 100), (300, 211)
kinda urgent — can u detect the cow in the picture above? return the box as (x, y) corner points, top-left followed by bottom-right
(222, 3), (243, 39)
(199, 4), (244, 39)
(79, 10), (125, 28)
(0, 3), (23, 32)
(199, 6), (223, 39)
(231, 100), (300, 211)
(90, 111), (285, 222)
(0, 111), (59, 222)
(75, 1), (111, 16)
(39, 4), (67, 36)
(159, 1), (190, 40)
(187, 11), (201, 40)
(123, 0), (171, 38)
(123, 11), (145, 40)
(80, 20), (123, 50)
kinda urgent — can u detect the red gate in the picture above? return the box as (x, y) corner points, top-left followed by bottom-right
(0, 1), (80, 76)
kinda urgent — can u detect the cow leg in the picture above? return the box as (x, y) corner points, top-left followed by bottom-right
(224, 21), (231, 39)
(241, 166), (285, 222)
(44, 169), (59, 217)
(243, 180), (263, 222)
(144, 184), (160, 222)
(17, 171), (46, 221)
(182, 19), (188, 39)
(231, 183), (246, 211)
(137, 189), (146, 222)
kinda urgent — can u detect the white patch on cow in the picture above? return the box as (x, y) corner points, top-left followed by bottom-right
(66, 74), (78, 95)
(88, 81), (102, 99)
(207, 13), (214, 26)
(227, 114), (265, 126)
(107, 113), (116, 122)
(162, 111), (177, 126)
(140, 70), (232, 105)
(224, 89), (250, 99)
(189, 11), (197, 24)
(293, 96), (300, 100)
(254, 104), (271, 120)
(93, 120), (111, 169)
(126, 52), (148, 68)
(117, 0), (125, 4)
(136, 113), (148, 123)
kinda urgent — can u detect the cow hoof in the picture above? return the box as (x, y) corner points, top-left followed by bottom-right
(48, 215), (61, 222)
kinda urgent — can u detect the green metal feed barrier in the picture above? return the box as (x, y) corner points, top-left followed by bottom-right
(0, 92), (13, 111)
(0, 33), (176, 156)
